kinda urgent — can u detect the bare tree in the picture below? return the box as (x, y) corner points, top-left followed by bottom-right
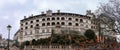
(98, 0), (120, 34)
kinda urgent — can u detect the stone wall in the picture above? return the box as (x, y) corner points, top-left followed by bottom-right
(24, 45), (80, 50)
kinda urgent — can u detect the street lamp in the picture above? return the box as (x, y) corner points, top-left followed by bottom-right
(7, 25), (12, 50)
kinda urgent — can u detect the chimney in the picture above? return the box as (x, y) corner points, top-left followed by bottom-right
(86, 10), (91, 15)
(41, 12), (44, 14)
(31, 14), (33, 17)
(57, 10), (60, 13)
(24, 16), (26, 19)
(46, 10), (52, 16)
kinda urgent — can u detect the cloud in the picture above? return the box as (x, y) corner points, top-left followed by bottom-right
(0, 0), (108, 39)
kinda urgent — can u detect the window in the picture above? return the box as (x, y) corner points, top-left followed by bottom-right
(75, 19), (78, 21)
(25, 27), (28, 29)
(42, 18), (45, 21)
(47, 22), (50, 26)
(91, 26), (93, 29)
(25, 22), (28, 25)
(47, 18), (50, 21)
(30, 31), (32, 34)
(47, 29), (50, 32)
(68, 22), (72, 26)
(61, 17), (65, 20)
(36, 30), (39, 34)
(36, 20), (39, 22)
(21, 28), (23, 30)
(21, 24), (23, 26)
(52, 17), (55, 20)
(52, 22), (55, 25)
(75, 23), (79, 26)
(61, 22), (65, 25)
(24, 32), (27, 35)
(68, 18), (72, 20)
(36, 24), (39, 26)
(30, 21), (33, 23)
(80, 19), (83, 22)
(42, 29), (45, 33)
(42, 23), (45, 26)
(30, 25), (33, 28)
(57, 17), (60, 20)
(88, 17), (91, 19)
(57, 22), (60, 25)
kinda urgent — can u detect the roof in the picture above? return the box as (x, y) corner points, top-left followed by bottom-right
(21, 12), (89, 22)
(14, 29), (20, 36)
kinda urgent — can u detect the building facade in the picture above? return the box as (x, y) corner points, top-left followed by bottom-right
(14, 10), (97, 43)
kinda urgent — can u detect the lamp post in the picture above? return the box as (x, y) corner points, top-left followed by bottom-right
(7, 25), (12, 50)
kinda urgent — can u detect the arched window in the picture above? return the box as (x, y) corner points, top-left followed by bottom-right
(75, 18), (78, 21)
(21, 28), (23, 30)
(36, 19), (39, 22)
(57, 22), (60, 25)
(25, 27), (28, 29)
(68, 22), (72, 26)
(52, 17), (55, 20)
(75, 23), (79, 26)
(30, 25), (33, 28)
(30, 21), (33, 23)
(36, 24), (39, 26)
(57, 17), (60, 20)
(91, 26), (94, 29)
(52, 22), (55, 25)
(42, 23), (45, 26)
(61, 17), (65, 20)
(61, 22), (65, 25)
(88, 17), (91, 19)
(68, 18), (72, 20)
(42, 18), (45, 21)
(80, 19), (83, 22)
(21, 24), (23, 26)
(47, 18), (50, 21)
(25, 22), (28, 25)
(47, 22), (50, 26)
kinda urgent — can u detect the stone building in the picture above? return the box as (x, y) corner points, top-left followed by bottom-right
(0, 34), (14, 50)
(0, 34), (7, 48)
(14, 10), (97, 43)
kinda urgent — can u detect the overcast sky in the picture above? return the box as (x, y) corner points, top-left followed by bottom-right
(0, 0), (108, 39)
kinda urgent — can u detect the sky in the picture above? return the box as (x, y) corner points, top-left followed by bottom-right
(0, 0), (108, 39)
